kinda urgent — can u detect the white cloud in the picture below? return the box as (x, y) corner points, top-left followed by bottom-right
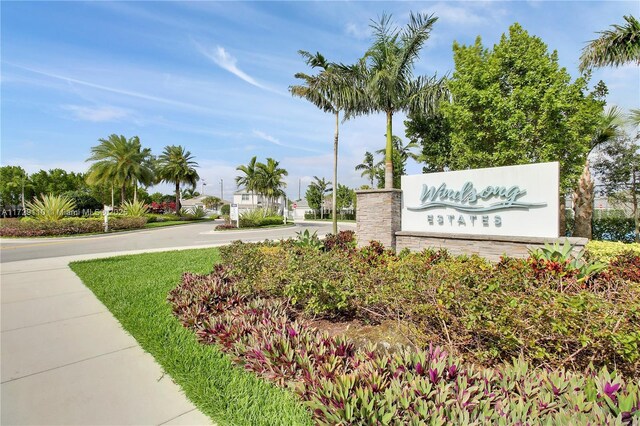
(62, 105), (130, 122)
(252, 130), (325, 154)
(196, 43), (267, 89)
(429, 3), (485, 26)
(345, 22), (370, 40)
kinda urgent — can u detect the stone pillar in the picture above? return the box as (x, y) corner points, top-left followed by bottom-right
(355, 189), (402, 251)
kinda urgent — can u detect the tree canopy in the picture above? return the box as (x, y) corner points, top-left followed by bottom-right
(442, 23), (605, 192)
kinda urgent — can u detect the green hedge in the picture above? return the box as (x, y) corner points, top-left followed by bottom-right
(592, 216), (636, 242)
(0, 217), (147, 237)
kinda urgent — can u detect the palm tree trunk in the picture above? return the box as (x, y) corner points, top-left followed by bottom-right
(633, 165), (639, 242)
(111, 185), (114, 207)
(332, 111), (339, 235)
(559, 194), (566, 237)
(572, 161), (594, 239)
(385, 111), (393, 189)
(133, 179), (138, 204)
(175, 182), (181, 212)
(121, 183), (126, 205)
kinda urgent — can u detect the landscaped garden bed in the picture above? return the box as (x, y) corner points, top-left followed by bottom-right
(0, 216), (147, 237)
(168, 233), (640, 424)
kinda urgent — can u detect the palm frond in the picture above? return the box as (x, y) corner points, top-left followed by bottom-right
(579, 15), (640, 71)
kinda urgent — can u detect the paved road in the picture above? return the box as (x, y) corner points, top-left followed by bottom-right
(0, 220), (350, 263)
(0, 220), (354, 425)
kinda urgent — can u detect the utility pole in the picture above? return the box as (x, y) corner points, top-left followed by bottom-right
(298, 178), (301, 201)
(220, 179), (223, 200)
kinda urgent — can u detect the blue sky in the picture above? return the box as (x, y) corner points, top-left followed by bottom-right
(2, 1), (638, 200)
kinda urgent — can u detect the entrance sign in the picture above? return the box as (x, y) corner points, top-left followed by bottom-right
(230, 204), (239, 221)
(401, 162), (559, 238)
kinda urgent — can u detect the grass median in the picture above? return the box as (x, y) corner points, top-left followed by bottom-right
(69, 248), (312, 426)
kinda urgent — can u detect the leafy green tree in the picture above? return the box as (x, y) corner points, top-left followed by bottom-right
(443, 24), (605, 233)
(29, 169), (87, 198)
(348, 12), (447, 189)
(592, 132), (640, 242)
(290, 51), (360, 234)
(405, 111), (452, 173)
(236, 156), (259, 209)
(335, 184), (355, 210)
(579, 15), (640, 72)
(255, 158), (288, 213)
(156, 145), (199, 212)
(0, 166), (31, 210)
(86, 134), (154, 205)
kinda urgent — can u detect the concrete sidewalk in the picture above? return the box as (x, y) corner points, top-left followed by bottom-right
(1, 251), (214, 425)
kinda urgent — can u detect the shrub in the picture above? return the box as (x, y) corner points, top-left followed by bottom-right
(25, 194), (77, 221)
(593, 216), (636, 242)
(191, 206), (207, 219)
(62, 191), (102, 213)
(239, 209), (283, 228)
(121, 200), (149, 217)
(0, 216), (146, 237)
(586, 240), (640, 264)
(221, 204), (230, 215)
(323, 230), (356, 251)
(169, 269), (640, 425)
(217, 241), (640, 374)
(215, 223), (237, 231)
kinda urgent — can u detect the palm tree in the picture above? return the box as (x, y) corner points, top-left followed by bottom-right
(181, 188), (200, 200)
(156, 145), (199, 212)
(235, 156), (259, 209)
(579, 15), (640, 72)
(309, 176), (331, 219)
(255, 158), (288, 213)
(86, 134), (154, 205)
(355, 151), (377, 187)
(573, 107), (624, 238)
(347, 12), (447, 189)
(373, 136), (419, 188)
(290, 51), (360, 234)
(629, 109), (640, 127)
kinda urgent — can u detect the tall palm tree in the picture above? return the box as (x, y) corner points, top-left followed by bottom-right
(86, 134), (154, 205)
(579, 15), (640, 72)
(156, 145), (199, 212)
(255, 158), (288, 213)
(355, 151), (377, 187)
(573, 107), (624, 238)
(235, 156), (259, 209)
(346, 12), (447, 189)
(290, 51), (360, 234)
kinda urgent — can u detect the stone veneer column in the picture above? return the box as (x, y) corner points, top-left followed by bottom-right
(355, 189), (402, 250)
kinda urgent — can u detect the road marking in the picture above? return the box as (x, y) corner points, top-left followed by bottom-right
(0, 241), (69, 251)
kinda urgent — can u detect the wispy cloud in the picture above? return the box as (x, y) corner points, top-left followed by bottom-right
(61, 104), (130, 122)
(253, 130), (325, 154)
(195, 42), (268, 89)
(7, 63), (217, 115)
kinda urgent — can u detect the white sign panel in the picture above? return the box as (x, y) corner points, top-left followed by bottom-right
(230, 204), (239, 221)
(401, 162), (559, 238)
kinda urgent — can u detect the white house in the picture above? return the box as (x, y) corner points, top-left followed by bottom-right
(232, 190), (285, 215)
(292, 198), (311, 221)
(180, 195), (229, 215)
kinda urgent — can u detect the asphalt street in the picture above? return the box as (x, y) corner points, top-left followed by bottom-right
(0, 220), (353, 263)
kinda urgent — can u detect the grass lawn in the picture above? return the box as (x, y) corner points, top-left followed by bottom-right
(69, 248), (312, 426)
